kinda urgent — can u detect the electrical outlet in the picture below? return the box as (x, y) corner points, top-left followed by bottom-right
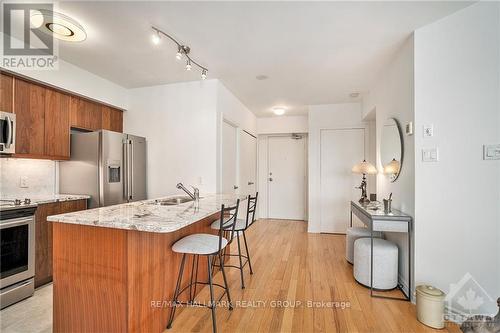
(20, 176), (29, 188)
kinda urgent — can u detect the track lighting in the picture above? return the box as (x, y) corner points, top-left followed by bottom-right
(151, 26), (208, 80)
(151, 30), (160, 45)
(175, 48), (183, 60)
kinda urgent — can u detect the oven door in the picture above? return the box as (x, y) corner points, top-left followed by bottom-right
(0, 216), (35, 289)
(0, 111), (16, 154)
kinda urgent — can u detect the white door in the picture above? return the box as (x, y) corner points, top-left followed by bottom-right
(320, 128), (365, 233)
(222, 121), (238, 194)
(239, 131), (257, 196)
(268, 135), (306, 220)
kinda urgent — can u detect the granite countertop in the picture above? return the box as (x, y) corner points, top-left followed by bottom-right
(31, 194), (91, 205)
(47, 194), (246, 233)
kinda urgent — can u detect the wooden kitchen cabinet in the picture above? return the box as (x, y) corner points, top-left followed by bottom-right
(101, 105), (123, 133)
(14, 79), (46, 156)
(0, 73), (13, 112)
(44, 89), (71, 159)
(70, 97), (102, 131)
(35, 199), (87, 287)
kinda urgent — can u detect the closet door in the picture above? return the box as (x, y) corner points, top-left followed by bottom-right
(320, 128), (365, 233)
(238, 131), (257, 197)
(221, 120), (238, 194)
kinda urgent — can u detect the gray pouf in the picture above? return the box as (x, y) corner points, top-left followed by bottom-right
(345, 227), (382, 264)
(353, 238), (398, 290)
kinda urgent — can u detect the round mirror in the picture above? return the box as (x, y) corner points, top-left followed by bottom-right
(381, 118), (403, 182)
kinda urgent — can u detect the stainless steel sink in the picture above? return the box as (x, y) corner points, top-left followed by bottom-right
(152, 196), (194, 206)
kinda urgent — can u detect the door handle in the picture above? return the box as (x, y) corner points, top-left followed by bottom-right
(248, 182), (254, 185)
(233, 185), (239, 190)
(268, 178), (273, 182)
(5, 116), (12, 148)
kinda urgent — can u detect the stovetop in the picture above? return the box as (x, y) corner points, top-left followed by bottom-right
(0, 198), (38, 211)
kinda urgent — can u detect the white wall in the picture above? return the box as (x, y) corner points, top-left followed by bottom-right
(308, 103), (368, 233)
(414, 2), (500, 313)
(125, 80), (219, 198)
(363, 35), (415, 298)
(2, 55), (129, 109)
(257, 116), (308, 135)
(216, 81), (256, 135)
(125, 79), (257, 199)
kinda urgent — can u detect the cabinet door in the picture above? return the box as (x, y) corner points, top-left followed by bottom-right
(14, 79), (45, 156)
(35, 202), (60, 287)
(0, 73), (13, 112)
(45, 89), (70, 159)
(70, 97), (102, 130)
(101, 105), (123, 133)
(35, 199), (88, 287)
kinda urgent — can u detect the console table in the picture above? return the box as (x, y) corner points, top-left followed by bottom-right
(350, 200), (412, 301)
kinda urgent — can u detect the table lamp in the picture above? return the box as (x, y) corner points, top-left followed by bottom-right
(352, 159), (377, 204)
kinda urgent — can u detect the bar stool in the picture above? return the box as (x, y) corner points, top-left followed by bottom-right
(211, 193), (258, 289)
(167, 200), (240, 333)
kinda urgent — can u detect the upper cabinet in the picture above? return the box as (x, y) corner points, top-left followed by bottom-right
(0, 73), (13, 113)
(14, 79), (46, 157)
(5, 74), (124, 160)
(70, 97), (102, 131)
(45, 89), (70, 159)
(101, 106), (123, 133)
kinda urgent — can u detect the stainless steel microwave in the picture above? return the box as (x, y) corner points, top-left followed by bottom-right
(0, 111), (16, 154)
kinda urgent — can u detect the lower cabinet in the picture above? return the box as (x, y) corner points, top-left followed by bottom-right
(35, 199), (87, 287)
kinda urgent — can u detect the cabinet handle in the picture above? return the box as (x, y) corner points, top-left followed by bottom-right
(233, 185), (239, 190)
(248, 182), (254, 185)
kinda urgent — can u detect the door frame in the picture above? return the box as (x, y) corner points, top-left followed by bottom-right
(318, 126), (368, 234)
(258, 133), (308, 220)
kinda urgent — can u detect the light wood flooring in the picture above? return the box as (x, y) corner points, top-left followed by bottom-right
(166, 219), (460, 333)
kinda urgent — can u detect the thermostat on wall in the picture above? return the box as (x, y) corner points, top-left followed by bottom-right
(405, 122), (413, 136)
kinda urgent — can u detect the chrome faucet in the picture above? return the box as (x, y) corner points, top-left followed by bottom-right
(176, 183), (200, 202)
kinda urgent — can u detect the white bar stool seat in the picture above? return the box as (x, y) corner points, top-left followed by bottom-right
(353, 238), (398, 290)
(345, 227), (382, 264)
(172, 234), (228, 255)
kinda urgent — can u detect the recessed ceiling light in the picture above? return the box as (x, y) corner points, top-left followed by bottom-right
(31, 9), (87, 42)
(256, 75), (269, 81)
(350, 92), (360, 98)
(273, 107), (286, 116)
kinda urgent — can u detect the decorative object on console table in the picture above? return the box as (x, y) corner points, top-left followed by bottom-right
(383, 193), (393, 214)
(352, 160), (377, 204)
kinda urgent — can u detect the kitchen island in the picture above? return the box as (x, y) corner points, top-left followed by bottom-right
(47, 194), (245, 333)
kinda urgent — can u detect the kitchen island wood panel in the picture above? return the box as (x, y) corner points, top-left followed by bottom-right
(52, 212), (220, 333)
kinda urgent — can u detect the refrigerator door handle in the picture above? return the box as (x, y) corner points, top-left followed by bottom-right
(123, 140), (129, 200)
(129, 140), (134, 201)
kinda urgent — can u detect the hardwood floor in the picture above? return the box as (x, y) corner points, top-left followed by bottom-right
(167, 219), (459, 333)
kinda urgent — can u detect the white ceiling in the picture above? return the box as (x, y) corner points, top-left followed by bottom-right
(49, 1), (471, 116)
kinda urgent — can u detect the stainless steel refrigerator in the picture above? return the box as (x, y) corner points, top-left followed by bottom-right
(60, 130), (147, 208)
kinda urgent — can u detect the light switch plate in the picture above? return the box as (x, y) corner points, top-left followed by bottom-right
(423, 124), (434, 137)
(422, 148), (439, 162)
(483, 144), (500, 160)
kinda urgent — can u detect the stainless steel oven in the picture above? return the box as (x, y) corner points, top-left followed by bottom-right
(0, 206), (36, 309)
(0, 111), (16, 155)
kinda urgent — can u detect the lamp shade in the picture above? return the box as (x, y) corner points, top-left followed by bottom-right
(383, 158), (401, 175)
(352, 160), (377, 175)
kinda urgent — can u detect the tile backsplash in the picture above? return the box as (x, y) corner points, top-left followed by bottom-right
(0, 158), (57, 198)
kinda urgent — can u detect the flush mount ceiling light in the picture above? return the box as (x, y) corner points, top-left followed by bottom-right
(151, 26), (208, 81)
(273, 107), (286, 116)
(31, 9), (87, 42)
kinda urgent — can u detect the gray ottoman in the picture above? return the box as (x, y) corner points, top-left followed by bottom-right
(353, 238), (398, 290)
(345, 227), (382, 264)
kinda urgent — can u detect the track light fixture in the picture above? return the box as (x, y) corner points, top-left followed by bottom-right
(151, 26), (208, 80)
